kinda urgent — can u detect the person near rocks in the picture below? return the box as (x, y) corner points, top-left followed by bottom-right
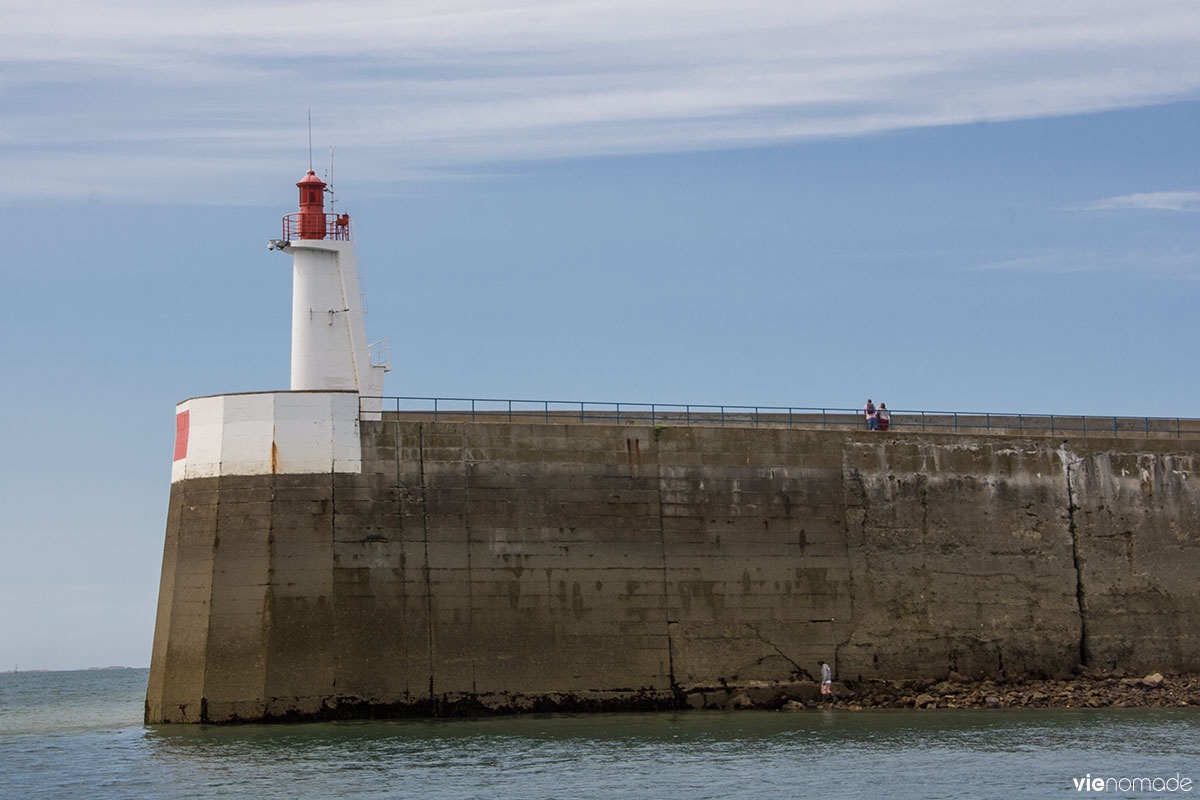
(864, 400), (877, 431)
(820, 660), (832, 698)
(877, 403), (890, 431)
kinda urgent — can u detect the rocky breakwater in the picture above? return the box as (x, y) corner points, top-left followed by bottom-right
(716, 671), (1200, 711)
(840, 671), (1199, 710)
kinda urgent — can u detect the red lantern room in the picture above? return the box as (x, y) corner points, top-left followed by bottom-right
(296, 170), (327, 240)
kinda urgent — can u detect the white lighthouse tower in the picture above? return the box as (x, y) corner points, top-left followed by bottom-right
(270, 169), (389, 400)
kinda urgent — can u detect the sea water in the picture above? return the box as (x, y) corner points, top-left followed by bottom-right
(1, 669), (1197, 799)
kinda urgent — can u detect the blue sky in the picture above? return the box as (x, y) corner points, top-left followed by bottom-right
(3, 1), (1199, 670)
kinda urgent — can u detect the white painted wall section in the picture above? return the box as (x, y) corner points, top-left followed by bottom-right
(180, 398), (224, 480)
(288, 239), (376, 394)
(221, 392), (276, 476)
(171, 391), (362, 483)
(330, 393), (365, 472)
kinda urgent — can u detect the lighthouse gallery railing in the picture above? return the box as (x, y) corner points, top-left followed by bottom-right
(282, 213), (352, 241)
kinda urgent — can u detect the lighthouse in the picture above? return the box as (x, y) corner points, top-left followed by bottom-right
(270, 169), (389, 400)
(163, 169), (391, 487)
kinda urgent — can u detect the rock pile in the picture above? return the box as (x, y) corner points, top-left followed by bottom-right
(699, 672), (1200, 711)
(831, 671), (1198, 710)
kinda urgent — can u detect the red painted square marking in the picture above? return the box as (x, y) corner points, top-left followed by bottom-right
(173, 410), (190, 461)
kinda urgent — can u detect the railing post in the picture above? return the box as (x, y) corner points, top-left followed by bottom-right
(434, 397), (438, 422)
(755, 407), (759, 427)
(1082, 416), (1087, 436)
(721, 406), (725, 427)
(1019, 413), (1023, 432)
(686, 405), (691, 425)
(954, 412), (958, 433)
(580, 402), (584, 423)
(986, 412), (990, 433)
(921, 411), (926, 431)
(616, 403), (621, 424)
(471, 399), (476, 422)
(652, 405), (656, 426)
(508, 400), (512, 422)
(1113, 417), (1118, 438)
(1050, 415), (1055, 435)
(822, 409), (826, 429)
(544, 401), (549, 423)
(789, 408), (793, 428)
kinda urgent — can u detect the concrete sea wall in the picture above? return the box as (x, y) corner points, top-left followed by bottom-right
(145, 419), (1200, 723)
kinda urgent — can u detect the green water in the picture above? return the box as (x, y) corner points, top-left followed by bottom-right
(1, 669), (1197, 799)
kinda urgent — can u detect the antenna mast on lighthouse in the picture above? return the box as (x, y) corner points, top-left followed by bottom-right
(327, 146), (336, 213)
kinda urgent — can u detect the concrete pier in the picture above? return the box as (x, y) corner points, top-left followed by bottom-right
(146, 416), (1200, 723)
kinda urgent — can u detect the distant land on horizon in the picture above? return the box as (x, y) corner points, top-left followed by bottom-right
(3, 666), (146, 674)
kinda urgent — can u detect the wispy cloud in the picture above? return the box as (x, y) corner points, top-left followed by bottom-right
(5, 1), (1200, 200)
(1071, 191), (1200, 213)
(965, 248), (1200, 278)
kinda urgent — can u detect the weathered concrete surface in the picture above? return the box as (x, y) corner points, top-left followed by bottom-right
(145, 422), (1200, 723)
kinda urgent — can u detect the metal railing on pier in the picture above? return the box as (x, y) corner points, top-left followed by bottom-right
(359, 396), (1200, 439)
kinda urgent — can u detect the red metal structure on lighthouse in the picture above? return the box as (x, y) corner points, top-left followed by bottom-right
(296, 169), (328, 240)
(283, 170), (352, 242)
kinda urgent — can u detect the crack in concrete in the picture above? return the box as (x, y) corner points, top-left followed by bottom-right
(1061, 445), (1090, 668)
(744, 622), (810, 680)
